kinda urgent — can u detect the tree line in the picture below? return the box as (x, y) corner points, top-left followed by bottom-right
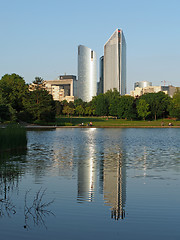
(0, 73), (179, 123)
(58, 88), (180, 120)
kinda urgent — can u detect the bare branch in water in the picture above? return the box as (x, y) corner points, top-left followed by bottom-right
(0, 197), (16, 217)
(24, 188), (54, 230)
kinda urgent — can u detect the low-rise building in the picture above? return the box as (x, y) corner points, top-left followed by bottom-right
(130, 85), (180, 98)
(44, 75), (77, 102)
(134, 81), (152, 90)
(161, 85), (180, 98)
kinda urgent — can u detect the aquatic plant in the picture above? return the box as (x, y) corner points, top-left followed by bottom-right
(24, 188), (54, 229)
(0, 124), (27, 151)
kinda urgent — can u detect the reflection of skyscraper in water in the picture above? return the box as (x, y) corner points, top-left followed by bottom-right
(77, 129), (97, 202)
(104, 151), (126, 220)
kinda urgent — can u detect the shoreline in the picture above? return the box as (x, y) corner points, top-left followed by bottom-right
(25, 125), (180, 129)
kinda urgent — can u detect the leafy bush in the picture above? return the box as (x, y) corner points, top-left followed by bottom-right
(65, 122), (73, 126)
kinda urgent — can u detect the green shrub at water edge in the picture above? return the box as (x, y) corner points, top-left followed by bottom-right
(0, 124), (27, 151)
(65, 122), (73, 126)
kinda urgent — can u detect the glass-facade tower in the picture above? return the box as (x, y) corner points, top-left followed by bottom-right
(78, 45), (97, 102)
(104, 29), (126, 95)
(97, 56), (104, 95)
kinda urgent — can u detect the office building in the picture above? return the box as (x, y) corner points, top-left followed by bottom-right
(134, 81), (152, 90)
(78, 45), (97, 102)
(97, 56), (104, 95)
(104, 29), (126, 95)
(44, 75), (77, 102)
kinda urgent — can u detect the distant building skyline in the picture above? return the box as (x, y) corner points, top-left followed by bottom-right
(104, 29), (126, 95)
(130, 84), (180, 98)
(77, 45), (97, 102)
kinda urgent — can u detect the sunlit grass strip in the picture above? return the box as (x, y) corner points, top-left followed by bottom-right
(56, 117), (180, 127)
(0, 124), (27, 151)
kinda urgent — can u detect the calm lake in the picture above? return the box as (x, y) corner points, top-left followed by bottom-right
(0, 128), (180, 240)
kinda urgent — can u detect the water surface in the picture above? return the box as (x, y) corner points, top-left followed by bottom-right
(0, 128), (180, 240)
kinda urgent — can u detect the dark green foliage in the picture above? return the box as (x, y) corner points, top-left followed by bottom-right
(0, 105), (11, 122)
(105, 89), (120, 116)
(39, 109), (55, 122)
(74, 98), (89, 116)
(33, 77), (44, 86)
(23, 89), (55, 122)
(74, 98), (84, 107)
(0, 104), (16, 122)
(17, 110), (33, 122)
(85, 105), (94, 116)
(140, 92), (171, 120)
(109, 98), (119, 116)
(0, 74), (28, 112)
(0, 124), (27, 151)
(117, 96), (137, 119)
(136, 99), (150, 120)
(168, 90), (180, 119)
(62, 105), (75, 117)
(75, 105), (84, 116)
(55, 101), (63, 116)
(93, 94), (109, 116)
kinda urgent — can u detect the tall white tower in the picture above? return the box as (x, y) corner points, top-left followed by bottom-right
(104, 29), (126, 95)
(78, 45), (97, 102)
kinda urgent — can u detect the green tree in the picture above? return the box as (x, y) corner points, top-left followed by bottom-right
(75, 105), (84, 116)
(55, 101), (63, 116)
(105, 89), (120, 116)
(0, 73), (28, 112)
(93, 94), (108, 116)
(85, 106), (94, 116)
(29, 77), (45, 91)
(62, 106), (74, 117)
(169, 90), (180, 119)
(74, 98), (84, 107)
(68, 101), (75, 109)
(109, 97), (120, 116)
(0, 104), (16, 122)
(137, 99), (150, 120)
(23, 88), (55, 122)
(117, 96), (136, 119)
(140, 92), (171, 120)
(33, 76), (44, 85)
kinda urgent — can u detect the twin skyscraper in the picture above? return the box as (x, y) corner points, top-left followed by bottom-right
(78, 29), (126, 102)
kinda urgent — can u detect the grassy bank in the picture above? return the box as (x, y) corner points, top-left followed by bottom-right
(0, 124), (27, 152)
(56, 117), (180, 127)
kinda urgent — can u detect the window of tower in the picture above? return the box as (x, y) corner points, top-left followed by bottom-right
(91, 50), (93, 59)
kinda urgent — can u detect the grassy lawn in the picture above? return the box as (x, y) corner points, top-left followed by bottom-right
(56, 116), (180, 127)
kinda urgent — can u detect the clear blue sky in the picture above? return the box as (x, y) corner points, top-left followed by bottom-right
(0, 0), (180, 93)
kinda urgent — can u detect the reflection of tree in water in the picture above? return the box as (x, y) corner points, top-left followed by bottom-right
(28, 144), (54, 183)
(0, 197), (16, 217)
(0, 151), (26, 217)
(24, 188), (54, 230)
(0, 151), (54, 228)
(0, 166), (22, 197)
